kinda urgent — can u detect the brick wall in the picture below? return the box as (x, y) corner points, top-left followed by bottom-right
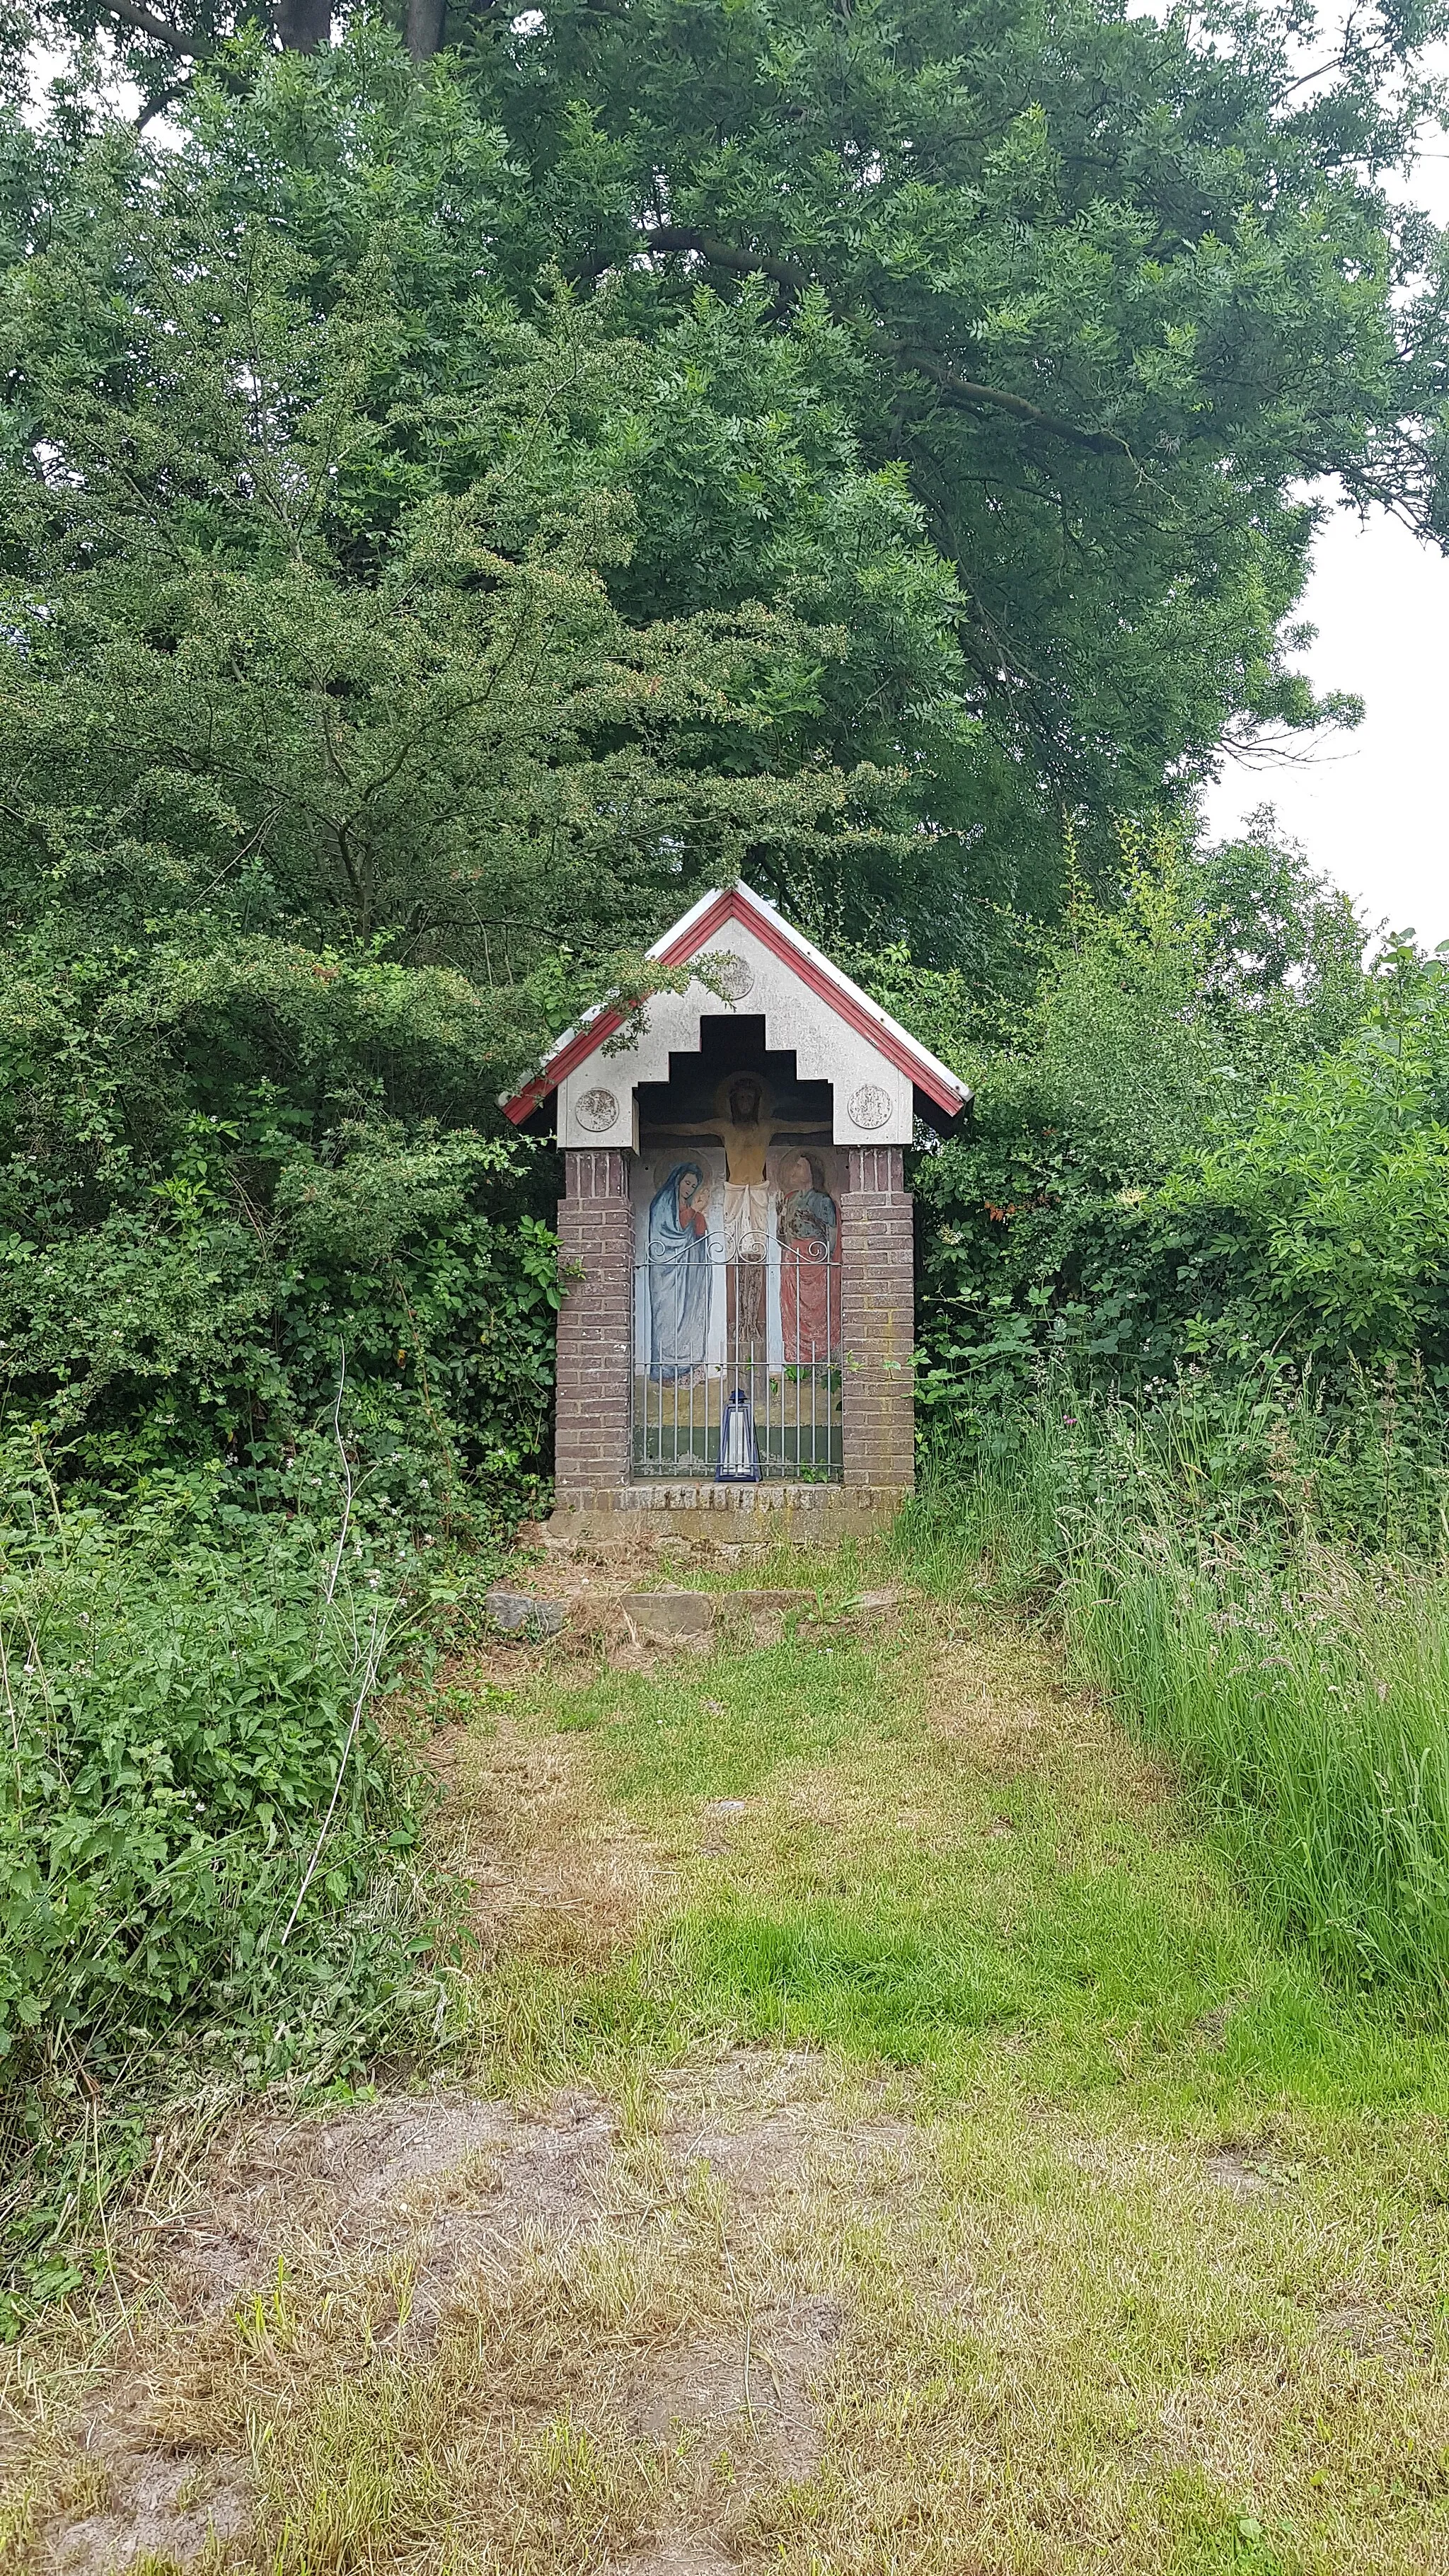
(553, 1140), (915, 1503)
(554, 1148), (633, 1499)
(838, 1145), (915, 1491)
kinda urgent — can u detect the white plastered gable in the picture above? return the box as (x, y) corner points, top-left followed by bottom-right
(558, 918), (901, 1147)
(504, 881), (970, 1145)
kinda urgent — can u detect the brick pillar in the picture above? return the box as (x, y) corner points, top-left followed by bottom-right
(554, 1148), (633, 1501)
(838, 1145), (915, 1491)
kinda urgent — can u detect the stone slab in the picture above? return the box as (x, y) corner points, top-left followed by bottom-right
(485, 1586), (566, 1637)
(619, 1590), (716, 1642)
(547, 1486), (910, 1549)
(615, 1588), (834, 1646)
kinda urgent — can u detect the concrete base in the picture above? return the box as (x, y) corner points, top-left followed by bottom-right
(547, 1483), (911, 1547)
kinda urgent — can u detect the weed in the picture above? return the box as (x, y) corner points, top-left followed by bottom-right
(0, 1496), (461, 2333)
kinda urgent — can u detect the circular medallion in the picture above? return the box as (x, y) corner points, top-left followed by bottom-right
(848, 1082), (893, 1131)
(575, 1085), (620, 1132)
(712, 952), (756, 1001)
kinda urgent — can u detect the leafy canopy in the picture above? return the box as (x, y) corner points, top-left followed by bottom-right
(28, 0), (1449, 906)
(3, 8), (1448, 1507)
(0, 40), (959, 1501)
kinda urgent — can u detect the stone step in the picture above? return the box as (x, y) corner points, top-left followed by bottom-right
(485, 1581), (906, 1646)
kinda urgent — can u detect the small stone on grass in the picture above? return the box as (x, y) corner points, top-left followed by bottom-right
(485, 1587), (565, 1637)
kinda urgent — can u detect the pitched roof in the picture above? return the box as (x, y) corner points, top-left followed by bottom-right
(500, 880), (971, 1125)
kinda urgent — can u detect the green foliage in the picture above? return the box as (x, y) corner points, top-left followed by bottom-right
(1160, 951), (1449, 1363)
(427, 0), (1444, 899)
(908, 1370), (1449, 2002)
(894, 822), (1449, 1442)
(1, 1107), (565, 1523)
(5, 21), (1448, 1521)
(0, 1455), (462, 2330)
(0, 1471), (442, 2077)
(2, 10), (1448, 2321)
(0, 43), (957, 1516)
(31, 0), (1449, 910)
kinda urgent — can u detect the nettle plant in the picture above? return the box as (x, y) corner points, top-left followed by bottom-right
(0, 1491), (441, 2084)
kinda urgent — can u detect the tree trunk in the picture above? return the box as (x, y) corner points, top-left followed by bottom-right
(272, 0), (331, 48)
(405, 0), (446, 59)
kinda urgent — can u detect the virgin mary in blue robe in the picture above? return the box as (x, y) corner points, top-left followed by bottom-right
(647, 1162), (712, 1380)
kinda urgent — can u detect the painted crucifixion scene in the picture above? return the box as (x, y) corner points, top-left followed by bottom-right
(630, 1031), (843, 1478)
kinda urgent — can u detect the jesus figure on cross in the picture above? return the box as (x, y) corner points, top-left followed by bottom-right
(648, 1073), (828, 1348)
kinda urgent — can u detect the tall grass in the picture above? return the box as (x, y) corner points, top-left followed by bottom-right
(906, 1368), (1449, 2001)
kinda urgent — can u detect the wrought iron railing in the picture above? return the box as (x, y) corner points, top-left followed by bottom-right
(632, 1247), (842, 1482)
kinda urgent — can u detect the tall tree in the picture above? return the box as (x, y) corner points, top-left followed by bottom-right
(441, 0), (1448, 900)
(0, 49), (957, 1485)
(4, 16), (1448, 1501)
(28, 1), (1449, 909)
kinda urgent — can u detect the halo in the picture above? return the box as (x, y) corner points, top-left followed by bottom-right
(713, 1070), (773, 1120)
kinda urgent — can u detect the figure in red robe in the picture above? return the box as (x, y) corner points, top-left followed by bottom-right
(776, 1152), (840, 1363)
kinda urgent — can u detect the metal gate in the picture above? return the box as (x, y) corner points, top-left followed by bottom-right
(633, 1246), (842, 1481)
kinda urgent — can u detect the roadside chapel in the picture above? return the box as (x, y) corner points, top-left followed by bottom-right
(502, 883), (970, 1534)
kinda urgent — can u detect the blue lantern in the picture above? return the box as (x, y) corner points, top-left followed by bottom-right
(716, 1387), (760, 1483)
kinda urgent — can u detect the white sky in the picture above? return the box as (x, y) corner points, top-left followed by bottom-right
(1201, 487), (1449, 952)
(1200, 81), (1449, 949)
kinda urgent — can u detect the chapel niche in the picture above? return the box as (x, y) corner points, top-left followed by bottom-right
(633, 1020), (843, 1480)
(502, 879), (969, 1523)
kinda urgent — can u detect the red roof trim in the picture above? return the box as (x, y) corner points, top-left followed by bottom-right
(502, 1010), (630, 1122)
(694, 894), (965, 1116)
(500, 888), (966, 1123)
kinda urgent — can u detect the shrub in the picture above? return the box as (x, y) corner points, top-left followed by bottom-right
(0, 1489), (444, 2078)
(0, 1458), (463, 2327)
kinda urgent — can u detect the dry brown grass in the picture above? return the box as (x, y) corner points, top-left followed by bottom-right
(425, 1705), (669, 1970)
(11, 2043), (1449, 2572)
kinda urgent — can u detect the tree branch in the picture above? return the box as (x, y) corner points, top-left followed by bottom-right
(405, 0), (447, 62)
(632, 229), (1128, 456)
(884, 341), (1130, 456)
(637, 225), (807, 298)
(272, 0), (331, 50)
(93, 0), (212, 57)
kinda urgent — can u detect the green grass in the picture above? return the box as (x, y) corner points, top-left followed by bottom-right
(437, 1571), (1449, 2562)
(19, 1539), (1449, 2576)
(557, 1641), (875, 1799)
(1073, 1543), (1449, 1994)
(902, 1380), (1449, 2006)
(476, 1602), (1449, 2120)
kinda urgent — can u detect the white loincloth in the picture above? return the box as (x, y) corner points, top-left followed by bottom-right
(721, 1182), (769, 1261)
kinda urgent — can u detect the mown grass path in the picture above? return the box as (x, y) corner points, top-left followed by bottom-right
(8, 1544), (1449, 2575)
